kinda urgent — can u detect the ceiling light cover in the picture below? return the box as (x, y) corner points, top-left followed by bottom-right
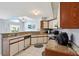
(32, 9), (40, 16)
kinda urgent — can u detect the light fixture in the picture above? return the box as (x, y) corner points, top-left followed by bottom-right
(32, 9), (40, 16)
(18, 16), (33, 22)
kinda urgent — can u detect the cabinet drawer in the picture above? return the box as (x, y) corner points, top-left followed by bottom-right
(10, 37), (24, 44)
(10, 43), (18, 56)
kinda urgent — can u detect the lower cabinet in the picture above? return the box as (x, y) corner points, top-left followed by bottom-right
(38, 37), (43, 44)
(18, 40), (24, 52)
(9, 36), (31, 56)
(25, 38), (30, 48)
(31, 38), (37, 44)
(9, 35), (48, 56)
(43, 36), (48, 43)
(10, 43), (18, 56)
(31, 36), (48, 45)
(38, 36), (48, 44)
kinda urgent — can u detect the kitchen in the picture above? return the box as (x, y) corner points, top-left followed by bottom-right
(0, 2), (79, 56)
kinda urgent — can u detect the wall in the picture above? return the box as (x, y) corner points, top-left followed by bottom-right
(49, 2), (60, 28)
(0, 20), (9, 33)
(51, 2), (60, 19)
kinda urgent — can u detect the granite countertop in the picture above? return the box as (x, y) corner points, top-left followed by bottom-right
(3, 34), (31, 40)
(46, 40), (78, 55)
(1, 31), (47, 37)
(2, 32), (48, 40)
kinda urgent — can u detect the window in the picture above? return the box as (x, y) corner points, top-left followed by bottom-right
(53, 20), (58, 28)
(24, 20), (38, 31)
(10, 25), (20, 32)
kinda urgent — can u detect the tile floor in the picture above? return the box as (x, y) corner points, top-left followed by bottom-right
(16, 44), (46, 56)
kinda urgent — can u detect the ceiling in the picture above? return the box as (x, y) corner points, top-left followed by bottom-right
(0, 2), (53, 19)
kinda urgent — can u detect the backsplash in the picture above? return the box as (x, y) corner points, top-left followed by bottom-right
(61, 29), (79, 46)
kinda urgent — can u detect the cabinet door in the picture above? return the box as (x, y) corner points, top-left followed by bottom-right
(38, 37), (43, 44)
(43, 21), (48, 28)
(18, 40), (24, 52)
(10, 43), (18, 56)
(43, 37), (48, 43)
(41, 21), (49, 29)
(31, 38), (37, 44)
(25, 38), (30, 48)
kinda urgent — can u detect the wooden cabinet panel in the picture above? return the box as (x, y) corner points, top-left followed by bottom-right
(10, 43), (18, 56)
(60, 2), (79, 28)
(41, 20), (49, 30)
(38, 37), (43, 44)
(10, 38), (24, 43)
(25, 38), (30, 48)
(18, 40), (24, 52)
(31, 38), (37, 44)
(43, 37), (48, 43)
(43, 21), (48, 28)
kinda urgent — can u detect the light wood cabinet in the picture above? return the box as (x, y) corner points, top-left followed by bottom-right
(10, 43), (18, 56)
(43, 36), (48, 43)
(31, 38), (37, 44)
(9, 36), (31, 56)
(18, 40), (24, 52)
(2, 32), (31, 56)
(31, 36), (48, 44)
(25, 38), (30, 48)
(41, 20), (49, 30)
(38, 37), (43, 44)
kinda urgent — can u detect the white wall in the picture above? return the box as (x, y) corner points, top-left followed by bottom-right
(61, 29), (79, 46)
(49, 2), (60, 28)
(0, 20), (10, 33)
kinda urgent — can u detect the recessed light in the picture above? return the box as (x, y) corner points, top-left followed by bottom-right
(32, 9), (40, 16)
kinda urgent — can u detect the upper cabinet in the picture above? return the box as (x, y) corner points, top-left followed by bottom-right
(60, 2), (79, 28)
(40, 20), (49, 30)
